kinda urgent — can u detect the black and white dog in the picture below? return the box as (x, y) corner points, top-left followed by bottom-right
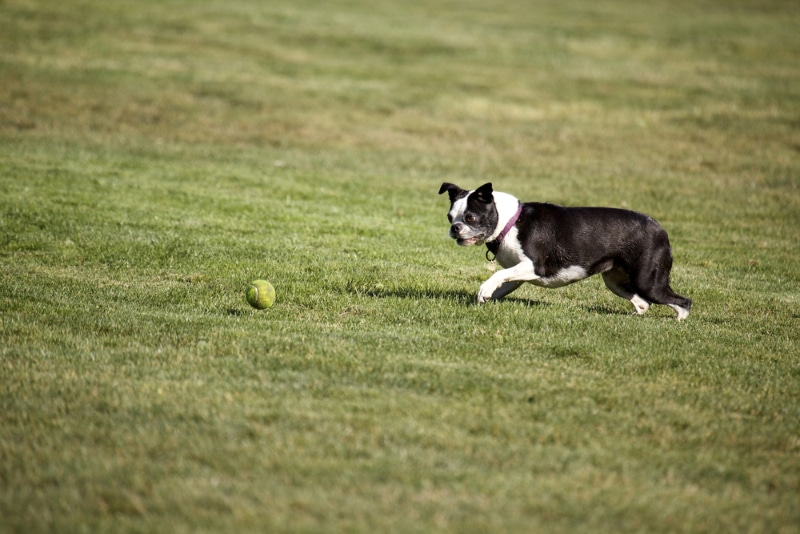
(439, 182), (692, 320)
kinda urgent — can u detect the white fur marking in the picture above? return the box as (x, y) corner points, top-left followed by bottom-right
(631, 294), (651, 315)
(488, 192), (522, 242)
(669, 304), (690, 321)
(531, 265), (589, 289)
(495, 228), (526, 267)
(478, 260), (540, 303)
(448, 195), (470, 224)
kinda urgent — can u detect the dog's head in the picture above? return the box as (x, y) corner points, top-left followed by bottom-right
(438, 182), (499, 246)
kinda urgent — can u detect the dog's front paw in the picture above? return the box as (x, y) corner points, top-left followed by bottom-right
(477, 282), (496, 304)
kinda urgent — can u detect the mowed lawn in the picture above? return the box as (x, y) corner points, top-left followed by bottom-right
(1, 0), (799, 532)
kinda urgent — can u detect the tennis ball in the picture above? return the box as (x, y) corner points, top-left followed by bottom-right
(246, 279), (275, 309)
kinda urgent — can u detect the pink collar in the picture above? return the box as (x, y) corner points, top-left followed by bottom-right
(486, 203), (522, 255)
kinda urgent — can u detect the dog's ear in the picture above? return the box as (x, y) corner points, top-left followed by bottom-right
(439, 182), (465, 203)
(473, 183), (494, 204)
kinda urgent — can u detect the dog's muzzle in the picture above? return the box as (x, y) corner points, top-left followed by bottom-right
(450, 223), (481, 246)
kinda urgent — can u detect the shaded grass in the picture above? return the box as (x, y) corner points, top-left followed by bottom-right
(2, 0), (800, 532)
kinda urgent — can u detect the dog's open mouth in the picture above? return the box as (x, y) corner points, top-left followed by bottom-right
(457, 237), (481, 246)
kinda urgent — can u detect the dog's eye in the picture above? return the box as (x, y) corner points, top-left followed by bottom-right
(465, 214), (476, 224)
(447, 214), (453, 223)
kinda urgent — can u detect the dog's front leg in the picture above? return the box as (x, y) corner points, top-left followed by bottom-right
(478, 261), (539, 304)
(490, 281), (524, 301)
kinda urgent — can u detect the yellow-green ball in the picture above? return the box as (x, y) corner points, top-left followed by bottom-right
(246, 280), (275, 309)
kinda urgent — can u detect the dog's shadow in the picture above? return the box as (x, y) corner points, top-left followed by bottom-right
(353, 285), (633, 316)
(354, 285), (548, 308)
(585, 305), (631, 316)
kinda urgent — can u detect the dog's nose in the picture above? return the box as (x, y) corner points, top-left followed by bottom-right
(450, 223), (463, 236)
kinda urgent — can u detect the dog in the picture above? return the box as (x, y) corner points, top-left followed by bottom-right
(439, 182), (692, 320)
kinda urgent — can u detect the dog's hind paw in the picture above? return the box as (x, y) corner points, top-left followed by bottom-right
(671, 304), (690, 321)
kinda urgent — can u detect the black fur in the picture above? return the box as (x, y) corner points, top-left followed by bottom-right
(439, 182), (692, 318)
(516, 203), (691, 311)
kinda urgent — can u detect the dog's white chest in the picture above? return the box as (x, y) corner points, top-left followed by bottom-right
(495, 229), (589, 288)
(495, 229), (527, 268)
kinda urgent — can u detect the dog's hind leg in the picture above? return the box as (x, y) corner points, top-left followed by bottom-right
(639, 284), (691, 320)
(602, 268), (651, 315)
(631, 264), (692, 321)
(643, 283), (692, 320)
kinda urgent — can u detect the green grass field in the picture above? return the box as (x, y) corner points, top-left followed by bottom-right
(2, 0), (799, 531)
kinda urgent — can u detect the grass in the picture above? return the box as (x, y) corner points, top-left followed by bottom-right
(1, 0), (799, 532)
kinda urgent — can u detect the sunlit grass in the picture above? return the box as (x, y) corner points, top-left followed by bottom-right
(1, 0), (799, 532)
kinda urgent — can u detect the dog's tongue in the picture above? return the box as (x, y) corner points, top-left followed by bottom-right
(458, 237), (480, 246)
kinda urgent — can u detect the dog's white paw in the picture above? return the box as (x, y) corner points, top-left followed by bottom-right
(477, 282), (497, 304)
(630, 295), (650, 315)
(670, 304), (690, 321)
